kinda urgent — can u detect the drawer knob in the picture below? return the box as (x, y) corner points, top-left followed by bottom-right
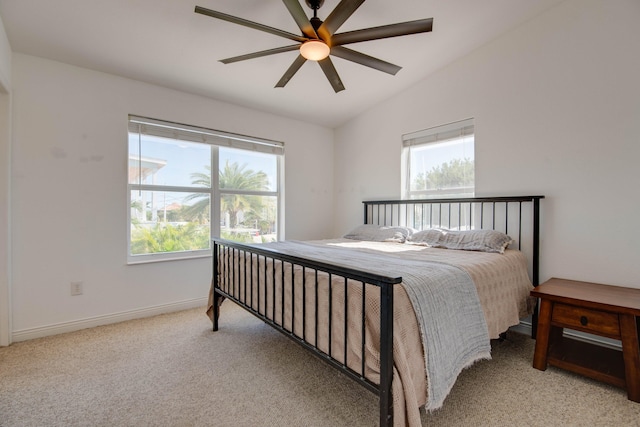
(580, 316), (588, 326)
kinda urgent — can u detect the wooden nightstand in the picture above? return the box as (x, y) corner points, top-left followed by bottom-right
(531, 278), (640, 402)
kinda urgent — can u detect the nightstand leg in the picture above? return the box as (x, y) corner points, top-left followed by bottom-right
(533, 299), (553, 370)
(620, 314), (640, 402)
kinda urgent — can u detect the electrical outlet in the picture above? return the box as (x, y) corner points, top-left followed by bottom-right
(70, 281), (83, 296)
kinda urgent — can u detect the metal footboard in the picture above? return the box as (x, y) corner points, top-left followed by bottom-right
(211, 238), (401, 426)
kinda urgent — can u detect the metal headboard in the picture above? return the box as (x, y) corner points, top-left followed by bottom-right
(363, 195), (544, 335)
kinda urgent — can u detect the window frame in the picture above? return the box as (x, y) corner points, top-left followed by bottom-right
(127, 115), (284, 264)
(401, 118), (475, 199)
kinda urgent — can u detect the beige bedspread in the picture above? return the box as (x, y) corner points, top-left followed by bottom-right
(207, 239), (535, 427)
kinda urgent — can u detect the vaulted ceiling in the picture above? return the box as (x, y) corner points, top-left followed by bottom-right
(0, 0), (563, 128)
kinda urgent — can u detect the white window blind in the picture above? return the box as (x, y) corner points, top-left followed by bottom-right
(402, 118), (474, 148)
(128, 116), (284, 155)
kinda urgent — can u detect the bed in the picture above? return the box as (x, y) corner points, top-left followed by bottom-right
(207, 195), (544, 426)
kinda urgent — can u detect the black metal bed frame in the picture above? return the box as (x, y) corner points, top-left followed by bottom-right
(210, 195), (544, 426)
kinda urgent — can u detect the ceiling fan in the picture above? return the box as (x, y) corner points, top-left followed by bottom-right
(195, 0), (433, 92)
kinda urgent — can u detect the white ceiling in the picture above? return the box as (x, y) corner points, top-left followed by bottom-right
(0, 0), (562, 128)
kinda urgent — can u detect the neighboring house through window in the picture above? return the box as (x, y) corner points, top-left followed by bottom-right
(127, 115), (283, 263)
(402, 118), (474, 199)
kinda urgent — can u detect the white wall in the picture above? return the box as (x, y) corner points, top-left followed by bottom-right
(0, 14), (11, 346)
(8, 0), (640, 341)
(334, 0), (640, 288)
(10, 54), (334, 339)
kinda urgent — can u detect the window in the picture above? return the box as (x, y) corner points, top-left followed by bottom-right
(127, 116), (283, 263)
(402, 118), (474, 199)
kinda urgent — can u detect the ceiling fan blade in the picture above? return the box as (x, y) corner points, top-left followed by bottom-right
(282, 0), (318, 39)
(221, 45), (301, 64)
(195, 5), (307, 43)
(331, 18), (433, 46)
(330, 46), (401, 75)
(317, 57), (346, 93)
(317, 0), (366, 42)
(275, 55), (307, 88)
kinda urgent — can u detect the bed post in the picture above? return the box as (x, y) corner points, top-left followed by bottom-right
(212, 240), (220, 331)
(364, 203), (369, 225)
(379, 282), (394, 427)
(530, 197), (542, 339)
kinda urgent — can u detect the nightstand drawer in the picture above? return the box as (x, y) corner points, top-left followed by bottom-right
(551, 303), (620, 338)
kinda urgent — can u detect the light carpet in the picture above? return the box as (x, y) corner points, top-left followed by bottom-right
(1, 302), (639, 426)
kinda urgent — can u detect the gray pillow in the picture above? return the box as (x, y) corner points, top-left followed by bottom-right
(343, 224), (413, 243)
(434, 229), (512, 253)
(406, 229), (445, 246)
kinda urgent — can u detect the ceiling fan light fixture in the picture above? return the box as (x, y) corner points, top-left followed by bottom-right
(300, 40), (330, 61)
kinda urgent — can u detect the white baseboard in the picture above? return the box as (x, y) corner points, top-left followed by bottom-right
(11, 297), (208, 343)
(12, 305), (623, 351)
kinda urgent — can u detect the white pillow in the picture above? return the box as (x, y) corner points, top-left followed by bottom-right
(343, 224), (413, 243)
